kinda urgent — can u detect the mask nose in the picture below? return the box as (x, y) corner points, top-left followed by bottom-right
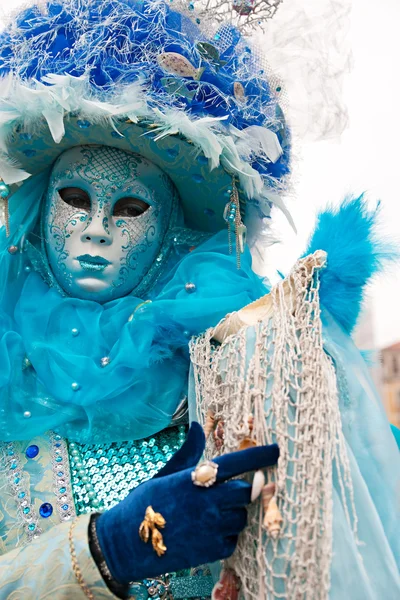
(80, 216), (112, 246)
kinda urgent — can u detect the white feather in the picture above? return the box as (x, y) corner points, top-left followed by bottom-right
(0, 72), (291, 240)
(232, 125), (283, 163)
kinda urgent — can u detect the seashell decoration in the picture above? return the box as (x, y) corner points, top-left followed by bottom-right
(262, 482), (276, 508)
(214, 420), (225, 450)
(204, 409), (215, 439)
(212, 568), (241, 600)
(238, 437), (257, 450)
(233, 81), (246, 103)
(247, 414), (254, 432)
(238, 414), (256, 450)
(251, 469), (265, 502)
(262, 483), (283, 539)
(157, 52), (205, 80)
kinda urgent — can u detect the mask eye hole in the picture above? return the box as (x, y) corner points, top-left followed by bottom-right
(58, 187), (91, 212)
(113, 197), (150, 218)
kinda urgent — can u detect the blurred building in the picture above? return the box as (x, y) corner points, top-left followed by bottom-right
(381, 342), (400, 428)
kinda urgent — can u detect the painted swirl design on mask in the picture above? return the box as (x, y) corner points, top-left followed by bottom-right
(44, 146), (177, 302)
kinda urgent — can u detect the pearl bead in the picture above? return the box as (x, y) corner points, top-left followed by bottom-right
(69, 442), (76, 449)
(82, 475), (89, 483)
(70, 449), (79, 457)
(185, 282), (196, 294)
(91, 498), (100, 507)
(8, 246), (18, 255)
(100, 356), (110, 367)
(71, 382), (80, 391)
(78, 469), (86, 477)
(22, 357), (31, 369)
(196, 464), (215, 481)
(24, 265), (31, 273)
(71, 328), (79, 337)
(23, 411), (31, 419)
(87, 490), (95, 499)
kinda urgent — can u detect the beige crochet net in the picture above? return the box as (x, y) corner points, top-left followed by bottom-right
(190, 251), (358, 600)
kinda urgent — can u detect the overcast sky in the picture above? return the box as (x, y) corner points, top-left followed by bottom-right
(264, 0), (400, 349)
(1, 0), (399, 348)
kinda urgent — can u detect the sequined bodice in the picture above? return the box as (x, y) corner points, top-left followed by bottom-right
(70, 425), (187, 514)
(0, 426), (186, 547)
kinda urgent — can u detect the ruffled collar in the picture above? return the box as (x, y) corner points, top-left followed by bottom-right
(1, 232), (267, 443)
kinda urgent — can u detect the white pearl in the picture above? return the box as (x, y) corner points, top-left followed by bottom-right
(23, 411), (31, 419)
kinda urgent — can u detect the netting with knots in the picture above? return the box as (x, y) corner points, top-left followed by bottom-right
(190, 251), (358, 599)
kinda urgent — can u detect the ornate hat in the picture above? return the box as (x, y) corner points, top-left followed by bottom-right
(0, 0), (291, 249)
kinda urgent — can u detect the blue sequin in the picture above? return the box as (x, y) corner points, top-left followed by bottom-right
(77, 119), (91, 129)
(39, 502), (53, 518)
(25, 444), (39, 459)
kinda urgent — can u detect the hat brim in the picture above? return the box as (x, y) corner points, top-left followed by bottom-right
(0, 75), (290, 233)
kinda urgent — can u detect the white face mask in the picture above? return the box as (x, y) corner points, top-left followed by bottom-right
(44, 145), (175, 302)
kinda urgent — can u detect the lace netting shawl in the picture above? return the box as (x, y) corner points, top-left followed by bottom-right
(190, 252), (358, 600)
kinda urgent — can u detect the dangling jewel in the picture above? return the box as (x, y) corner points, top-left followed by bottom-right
(227, 179), (246, 268)
(0, 178), (11, 237)
(237, 223), (247, 254)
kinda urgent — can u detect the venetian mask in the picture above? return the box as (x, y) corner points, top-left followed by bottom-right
(44, 145), (176, 302)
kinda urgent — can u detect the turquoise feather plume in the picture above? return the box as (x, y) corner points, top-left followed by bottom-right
(305, 196), (398, 334)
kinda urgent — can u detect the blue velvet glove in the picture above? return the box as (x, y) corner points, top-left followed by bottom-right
(95, 422), (279, 584)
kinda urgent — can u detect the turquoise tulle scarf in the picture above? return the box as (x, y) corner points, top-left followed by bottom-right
(0, 173), (268, 443)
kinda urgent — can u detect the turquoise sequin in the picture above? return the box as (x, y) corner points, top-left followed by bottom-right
(68, 426), (211, 599)
(69, 426), (187, 514)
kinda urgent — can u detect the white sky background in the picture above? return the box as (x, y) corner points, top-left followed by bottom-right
(262, 0), (400, 349)
(0, 0), (399, 348)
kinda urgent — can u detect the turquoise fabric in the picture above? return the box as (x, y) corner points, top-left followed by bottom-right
(390, 424), (400, 449)
(0, 175), (267, 444)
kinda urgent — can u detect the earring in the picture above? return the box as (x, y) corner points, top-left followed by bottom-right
(223, 178), (247, 268)
(0, 178), (11, 237)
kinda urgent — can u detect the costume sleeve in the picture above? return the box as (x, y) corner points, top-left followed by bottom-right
(0, 514), (117, 599)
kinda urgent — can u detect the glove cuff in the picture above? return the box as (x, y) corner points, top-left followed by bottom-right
(88, 513), (130, 599)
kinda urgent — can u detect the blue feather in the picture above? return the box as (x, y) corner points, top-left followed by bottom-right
(305, 196), (398, 334)
(0, 0), (291, 181)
